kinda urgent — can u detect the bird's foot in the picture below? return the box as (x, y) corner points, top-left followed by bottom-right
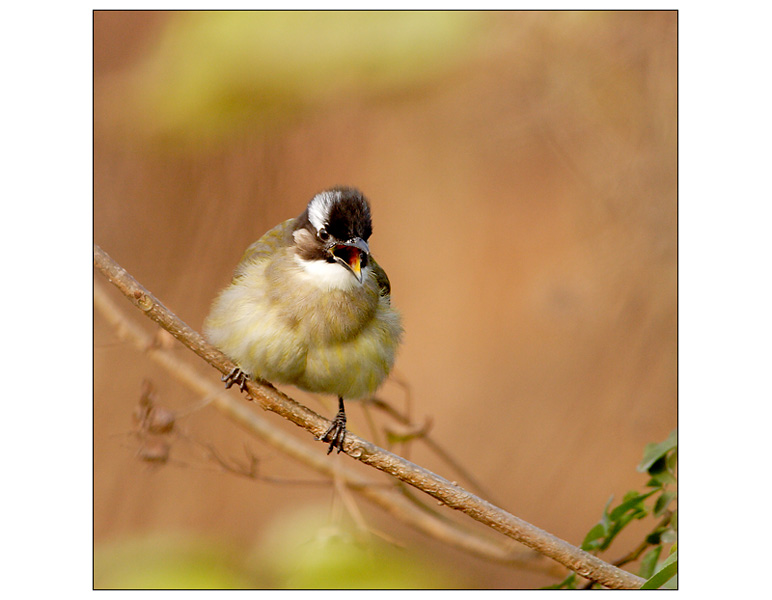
(222, 367), (250, 394)
(319, 399), (347, 454)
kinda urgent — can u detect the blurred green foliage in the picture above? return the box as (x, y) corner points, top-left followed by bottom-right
(127, 11), (484, 143)
(94, 505), (462, 589)
(94, 533), (251, 589)
(249, 505), (463, 588)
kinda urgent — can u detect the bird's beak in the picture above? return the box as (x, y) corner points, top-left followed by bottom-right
(330, 238), (370, 283)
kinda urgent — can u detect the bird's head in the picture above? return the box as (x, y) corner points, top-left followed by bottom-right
(293, 187), (373, 288)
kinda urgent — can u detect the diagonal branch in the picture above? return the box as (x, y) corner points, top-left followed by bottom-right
(94, 279), (547, 574)
(93, 244), (644, 589)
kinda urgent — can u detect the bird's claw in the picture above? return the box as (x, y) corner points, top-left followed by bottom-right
(319, 410), (347, 455)
(222, 367), (250, 394)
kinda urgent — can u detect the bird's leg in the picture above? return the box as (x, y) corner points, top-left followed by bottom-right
(320, 397), (347, 454)
(221, 367), (250, 394)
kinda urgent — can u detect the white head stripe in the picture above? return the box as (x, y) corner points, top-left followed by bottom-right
(307, 190), (340, 232)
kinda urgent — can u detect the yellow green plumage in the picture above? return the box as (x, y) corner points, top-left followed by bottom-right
(204, 216), (402, 400)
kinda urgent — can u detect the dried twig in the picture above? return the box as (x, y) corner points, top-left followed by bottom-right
(93, 244), (643, 589)
(94, 275), (551, 576)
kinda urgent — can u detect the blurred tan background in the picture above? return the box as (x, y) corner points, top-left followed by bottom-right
(94, 10), (676, 589)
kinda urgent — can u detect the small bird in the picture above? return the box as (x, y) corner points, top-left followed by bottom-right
(204, 187), (403, 454)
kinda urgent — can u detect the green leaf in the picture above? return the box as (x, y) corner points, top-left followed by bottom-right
(667, 447), (678, 471)
(661, 530), (677, 544)
(639, 546), (662, 579)
(581, 496), (614, 550)
(645, 530), (662, 545)
(600, 512), (640, 550)
(654, 491), (676, 516)
(646, 469), (677, 488)
(581, 523), (607, 551)
(638, 430), (677, 473)
(609, 490), (656, 521)
(647, 456), (667, 475)
(640, 551), (677, 589)
(385, 430), (424, 444)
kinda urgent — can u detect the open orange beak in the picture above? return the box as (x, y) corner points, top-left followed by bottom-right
(330, 238), (370, 283)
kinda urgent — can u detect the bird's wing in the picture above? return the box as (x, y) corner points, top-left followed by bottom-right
(232, 218), (295, 281)
(370, 256), (392, 300)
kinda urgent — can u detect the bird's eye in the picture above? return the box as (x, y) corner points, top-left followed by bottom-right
(318, 228), (330, 242)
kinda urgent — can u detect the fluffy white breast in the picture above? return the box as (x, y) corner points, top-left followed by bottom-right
(293, 254), (369, 291)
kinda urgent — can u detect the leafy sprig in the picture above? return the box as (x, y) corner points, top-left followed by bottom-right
(546, 430), (677, 589)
